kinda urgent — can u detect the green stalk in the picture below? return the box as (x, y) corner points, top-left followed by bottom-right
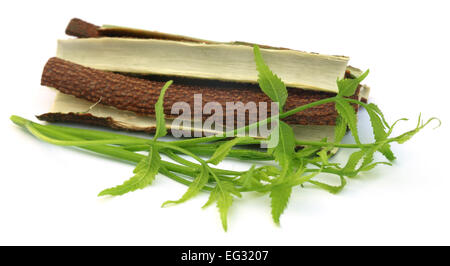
(12, 116), (243, 186)
(25, 122), (150, 146)
(125, 143), (273, 161)
(34, 119), (148, 141)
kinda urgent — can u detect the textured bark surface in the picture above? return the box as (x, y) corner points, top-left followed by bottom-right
(41, 57), (361, 126)
(65, 18), (100, 38)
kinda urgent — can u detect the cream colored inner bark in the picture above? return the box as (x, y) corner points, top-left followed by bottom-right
(57, 38), (349, 93)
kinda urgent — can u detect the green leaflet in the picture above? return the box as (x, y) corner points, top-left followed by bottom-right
(366, 104), (388, 141)
(378, 143), (396, 161)
(341, 149), (366, 177)
(253, 45), (288, 110)
(308, 176), (347, 194)
(337, 69), (369, 97)
(154, 80), (173, 140)
(361, 103), (398, 161)
(162, 164), (209, 206)
(270, 184), (293, 226)
(339, 144), (392, 177)
(202, 181), (241, 231)
(366, 102), (390, 128)
(207, 137), (253, 165)
(360, 145), (379, 169)
(365, 105), (396, 161)
(236, 165), (265, 190)
(269, 121), (296, 176)
(334, 97), (360, 144)
(98, 146), (161, 196)
(254, 45), (295, 182)
(358, 161), (392, 172)
(395, 116), (440, 144)
(334, 115), (347, 143)
(268, 164), (307, 225)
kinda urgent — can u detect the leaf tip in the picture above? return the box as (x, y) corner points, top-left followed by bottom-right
(161, 200), (174, 208)
(97, 189), (111, 197)
(221, 220), (228, 232)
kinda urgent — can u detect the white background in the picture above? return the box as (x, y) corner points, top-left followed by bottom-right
(1, 0), (449, 245)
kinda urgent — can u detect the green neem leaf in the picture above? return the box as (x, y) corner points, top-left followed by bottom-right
(270, 184), (293, 226)
(98, 146), (161, 196)
(269, 121), (296, 176)
(395, 116), (440, 144)
(253, 45), (288, 110)
(236, 165), (266, 190)
(364, 107), (396, 160)
(334, 115), (347, 143)
(162, 164), (209, 207)
(366, 105), (388, 141)
(207, 137), (253, 165)
(378, 143), (396, 161)
(341, 149), (366, 176)
(308, 176), (347, 194)
(337, 69), (369, 97)
(253, 166), (281, 182)
(366, 102), (390, 129)
(334, 97), (360, 144)
(362, 145), (378, 166)
(358, 161), (392, 172)
(154, 80), (173, 140)
(202, 181), (241, 231)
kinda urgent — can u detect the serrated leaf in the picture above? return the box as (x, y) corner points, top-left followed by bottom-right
(341, 149), (366, 176)
(378, 143), (396, 161)
(202, 181), (241, 231)
(253, 45), (288, 110)
(162, 164), (209, 207)
(154, 80), (173, 140)
(394, 116), (440, 144)
(270, 184), (292, 225)
(236, 165), (265, 190)
(366, 105), (387, 141)
(207, 137), (252, 165)
(359, 161), (392, 172)
(219, 182), (240, 231)
(366, 102), (390, 128)
(335, 97), (360, 144)
(254, 165), (281, 182)
(269, 121), (296, 178)
(358, 144), (383, 173)
(98, 146), (161, 196)
(395, 115), (436, 144)
(337, 69), (369, 97)
(334, 115), (347, 143)
(308, 176), (347, 194)
(202, 188), (218, 209)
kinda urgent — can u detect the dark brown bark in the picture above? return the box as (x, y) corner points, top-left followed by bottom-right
(41, 57), (361, 126)
(65, 18), (100, 38)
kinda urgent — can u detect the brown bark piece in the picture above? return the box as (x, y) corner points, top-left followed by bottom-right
(41, 57), (361, 126)
(65, 18), (100, 38)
